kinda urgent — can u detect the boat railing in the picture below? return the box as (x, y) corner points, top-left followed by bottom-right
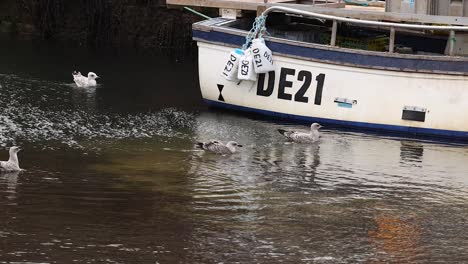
(261, 6), (468, 56)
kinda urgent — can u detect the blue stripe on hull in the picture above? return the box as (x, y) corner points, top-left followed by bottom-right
(204, 99), (468, 141)
(193, 29), (468, 75)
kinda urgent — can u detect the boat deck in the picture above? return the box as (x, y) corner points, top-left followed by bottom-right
(166, 0), (345, 11)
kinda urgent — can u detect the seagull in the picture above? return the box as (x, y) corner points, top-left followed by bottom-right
(0, 146), (22, 172)
(278, 123), (322, 143)
(196, 140), (243, 154)
(72, 71), (99, 87)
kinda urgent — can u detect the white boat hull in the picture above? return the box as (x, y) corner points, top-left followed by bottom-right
(198, 42), (468, 139)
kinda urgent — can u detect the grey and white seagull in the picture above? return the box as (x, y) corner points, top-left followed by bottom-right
(72, 71), (99, 87)
(0, 146), (22, 172)
(196, 140), (243, 154)
(278, 123), (322, 143)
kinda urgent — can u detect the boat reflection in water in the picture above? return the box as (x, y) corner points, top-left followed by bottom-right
(400, 141), (424, 165)
(184, 111), (468, 262)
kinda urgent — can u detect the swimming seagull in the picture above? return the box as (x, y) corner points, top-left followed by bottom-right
(0, 146), (22, 172)
(278, 123), (322, 143)
(72, 71), (99, 87)
(196, 140), (243, 154)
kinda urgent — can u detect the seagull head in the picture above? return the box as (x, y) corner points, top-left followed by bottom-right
(227, 141), (243, 148)
(88, 72), (99, 80)
(311, 123), (322, 130)
(9, 146), (21, 154)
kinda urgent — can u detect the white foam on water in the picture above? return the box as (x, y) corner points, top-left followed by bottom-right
(0, 74), (196, 148)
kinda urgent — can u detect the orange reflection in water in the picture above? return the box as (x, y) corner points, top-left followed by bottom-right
(368, 212), (423, 262)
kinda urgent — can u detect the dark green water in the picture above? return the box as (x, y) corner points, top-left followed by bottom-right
(1, 35), (468, 263)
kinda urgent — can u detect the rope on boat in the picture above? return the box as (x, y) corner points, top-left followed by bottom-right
(242, 15), (268, 50)
(183, 7), (212, 20)
(221, 14), (275, 83)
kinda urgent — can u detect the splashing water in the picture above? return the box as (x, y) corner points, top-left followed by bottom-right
(0, 74), (196, 148)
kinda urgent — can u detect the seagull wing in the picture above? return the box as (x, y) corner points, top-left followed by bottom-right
(289, 132), (315, 143)
(204, 141), (231, 154)
(73, 74), (88, 87)
(72, 71), (82, 76)
(0, 161), (15, 171)
(278, 127), (318, 143)
(278, 129), (295, 139)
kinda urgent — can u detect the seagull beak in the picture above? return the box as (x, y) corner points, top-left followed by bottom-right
(237, 144), (243, 147)
(96, 76), (100, 79)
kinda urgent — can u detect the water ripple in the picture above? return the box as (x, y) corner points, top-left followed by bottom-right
(0, 74), (195, 148)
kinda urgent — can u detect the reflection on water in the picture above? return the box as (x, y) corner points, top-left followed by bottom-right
(1, 35), (468, 263)
(0, 171), (19, 201)
(400, 141), (424, 165)
(369, 212), (423, 262)
(70, 85), (99, 112)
